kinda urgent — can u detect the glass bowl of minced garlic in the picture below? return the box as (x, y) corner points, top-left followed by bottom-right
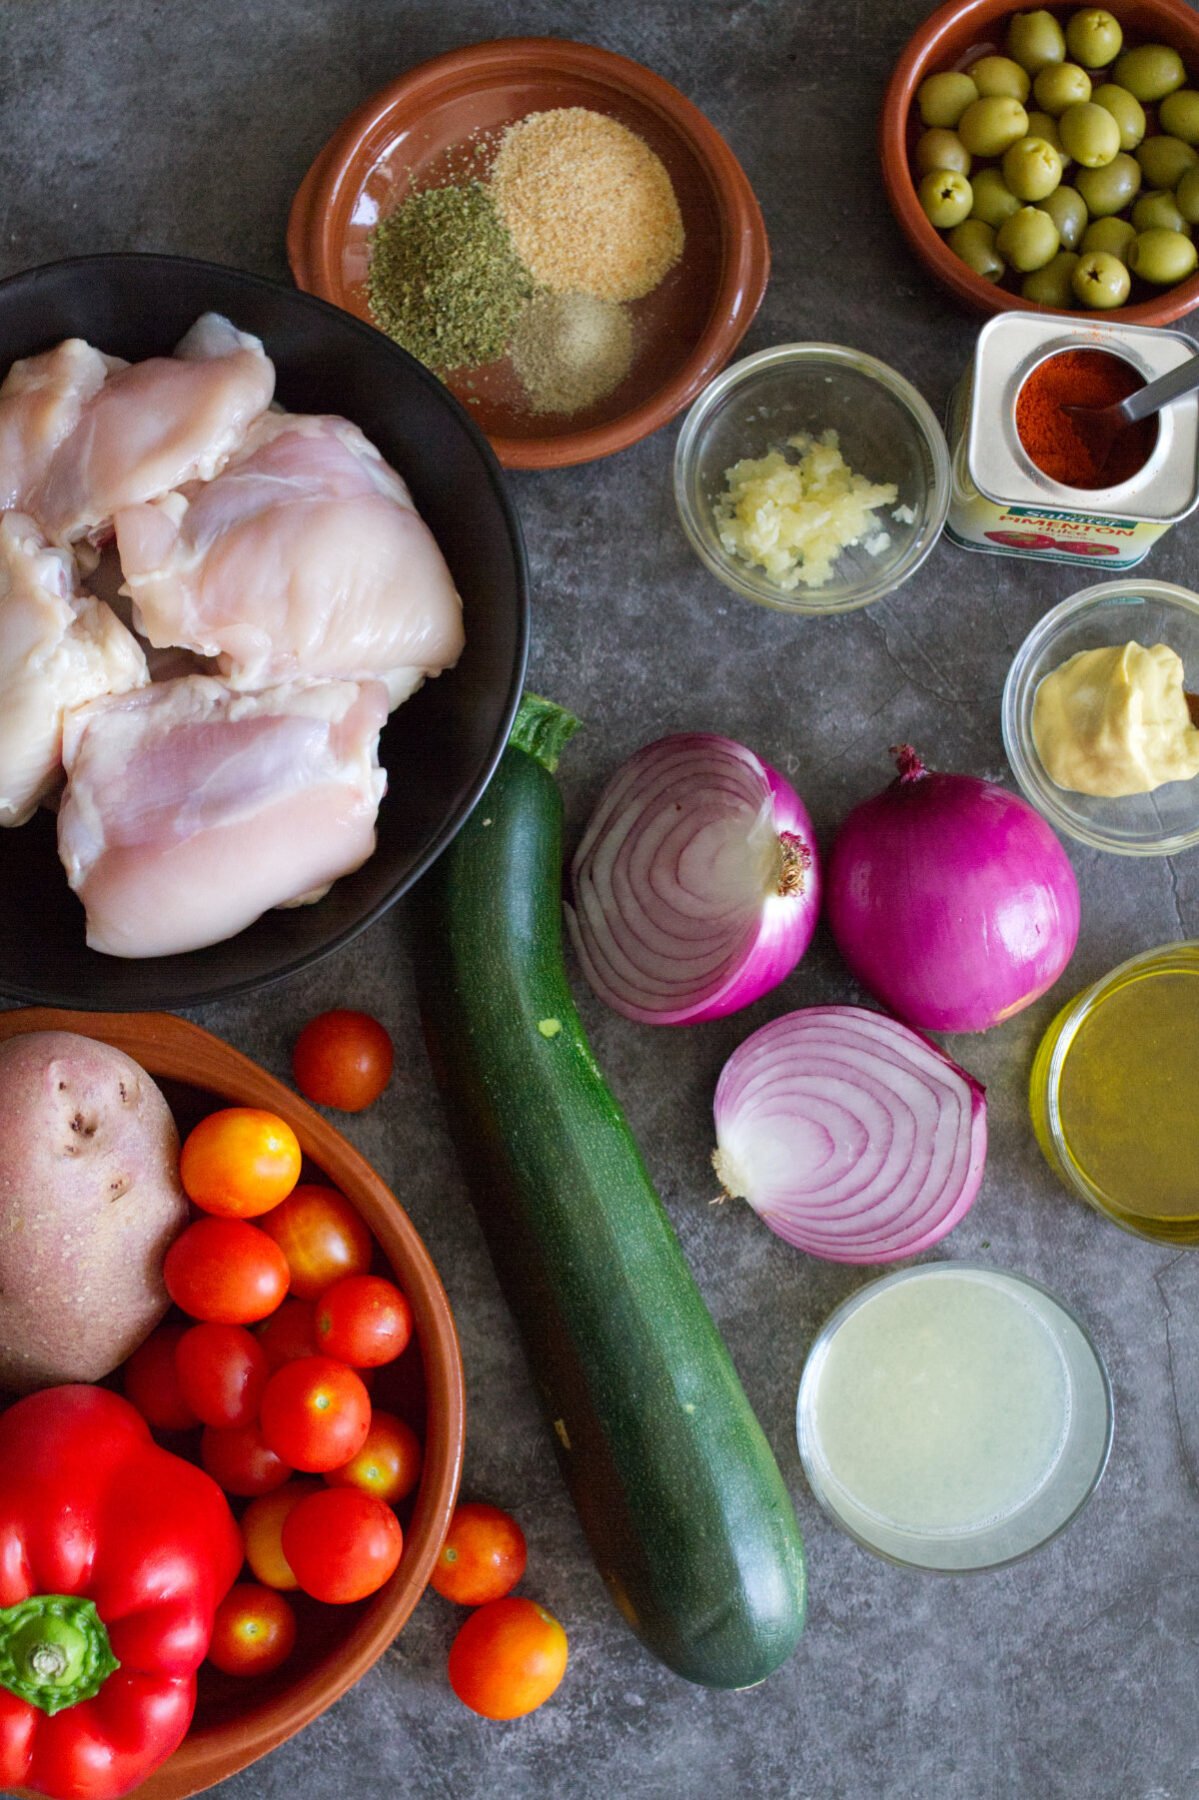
(673, 343), (951, 614)
(1003, 577), (1199, 856)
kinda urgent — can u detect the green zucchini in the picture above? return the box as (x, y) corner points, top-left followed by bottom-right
(415, 695), (806, 1689)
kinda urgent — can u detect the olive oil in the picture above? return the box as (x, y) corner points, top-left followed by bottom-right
(1030, 944), (1199, 1243)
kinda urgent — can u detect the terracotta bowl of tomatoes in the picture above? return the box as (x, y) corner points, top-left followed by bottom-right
(0, 1006), (465, 1800)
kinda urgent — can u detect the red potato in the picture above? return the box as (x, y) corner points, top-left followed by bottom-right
(0, 1031), (188, 1392)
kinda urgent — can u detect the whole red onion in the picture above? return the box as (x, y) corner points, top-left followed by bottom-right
(826, 746), (1080, 1034)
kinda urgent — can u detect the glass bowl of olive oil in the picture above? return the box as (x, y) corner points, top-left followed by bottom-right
(1030, 941), (1199, 1244)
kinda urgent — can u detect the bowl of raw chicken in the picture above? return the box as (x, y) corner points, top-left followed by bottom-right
(0, 254), (528, 1009)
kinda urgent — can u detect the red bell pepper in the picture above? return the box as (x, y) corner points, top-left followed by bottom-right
(0, 1385), (242, 1800)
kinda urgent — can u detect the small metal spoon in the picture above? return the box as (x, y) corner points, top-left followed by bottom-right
(1063, 350), (1199, 473)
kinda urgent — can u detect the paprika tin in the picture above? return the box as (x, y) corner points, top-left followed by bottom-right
(946, 313), (1199, 570)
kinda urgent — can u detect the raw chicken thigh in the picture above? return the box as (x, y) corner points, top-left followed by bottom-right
(114, 410), (465, 704)
(58, 674), (387, 958)
(0, 339), (122, 512)
(0, 513), (147, 827)
(28, 314), (275, 544)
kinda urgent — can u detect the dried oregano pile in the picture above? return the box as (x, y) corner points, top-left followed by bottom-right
(365, 108), (684, 415)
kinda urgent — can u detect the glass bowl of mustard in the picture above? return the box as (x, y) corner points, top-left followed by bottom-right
(673, 343), (951, 614)
(1003, 579), (1199, 857)
(1030, 942), (1199, 1245)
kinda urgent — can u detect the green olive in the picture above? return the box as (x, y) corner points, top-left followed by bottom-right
(1006, 11), (1067, 76)
(996, 204), (1061, 271)
(915, 128), (973, 177)
(1135, 135), (1199, 192)
(967, 55), (1031, 102)
(1026, 110), (1068, 157)
(1023, 250), (1082, 306)
(1091, 84), (1146, 153)
(1040, 184), (1087, 248)
(918, 168), (974, 229)
(969, 166), (1023, 227)
(1032, 63), (1091, 116)
(1059, 102), (1121, 168)
(1075, 153), (1142, 216)
(1072, 249), (1132, 307)
(1081, 215), (1137, 262)
(1159, 91), (1199, 146)
(948, 218), (1006, 281)
(1176, 165), (1199, 226)
(1131, 191), (1193, 237)
(1065, 9), (1123, 70)
(1002, 135), (1064, 201)
(1112, 45), (1187, 104)
(917, 71), (980, 128)
(958, 96), (1030, 157)
(1127, 226), (1199, 285)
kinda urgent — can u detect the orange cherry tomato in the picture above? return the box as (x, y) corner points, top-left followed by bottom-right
(258, 1185), (373, 1301)
(208, 1583), (297, 1677)
(259, 1355), (372, 1473)
(122, 1322), (199, 1431)
(180, 1108), (302, 1218)
(314, 1274), (413, 1368)
(241, 1480), (322, 1590)
(164, 1218), (290, 1324)
(324, 1412), (422, 1505)
(430, 1502), (527, 1606)
(282, 1487), (403, 1603)
(447, 1597), (568, 1720)
(255, 1297), (319, 1369)
(292, 1010), (394, 1112)
(200, 1421), (292, 1497)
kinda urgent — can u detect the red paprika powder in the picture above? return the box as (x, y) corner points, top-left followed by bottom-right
(1015, 349), (1156, 490)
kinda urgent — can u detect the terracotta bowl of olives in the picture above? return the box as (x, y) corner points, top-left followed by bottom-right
(881, 0), (1199, 320)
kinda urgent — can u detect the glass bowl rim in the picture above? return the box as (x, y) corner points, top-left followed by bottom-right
(795, 1259), (1114, 1576)
(672, 341), (952, 615)
(1001, 577), (1199, 857)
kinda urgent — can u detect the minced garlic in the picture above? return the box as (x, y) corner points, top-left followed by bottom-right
(713, 431), (900, 590)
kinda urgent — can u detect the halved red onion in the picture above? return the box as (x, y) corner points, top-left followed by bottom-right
(712, 1006), (987, 1263)
(567, 733), (820, 1026)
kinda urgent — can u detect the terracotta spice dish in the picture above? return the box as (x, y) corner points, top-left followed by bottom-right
(288, 37), (770, 469)
(0, 1007), (465, 1800)
(880, 0), (1199, 323)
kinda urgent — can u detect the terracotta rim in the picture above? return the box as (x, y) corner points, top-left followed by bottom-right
(287, 36), (771, 469)
(0, 1008), (465, 1800)
(880, 0), (1199, 324)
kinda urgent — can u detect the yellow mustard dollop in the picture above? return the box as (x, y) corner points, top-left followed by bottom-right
(1032, 641), (1199, 798)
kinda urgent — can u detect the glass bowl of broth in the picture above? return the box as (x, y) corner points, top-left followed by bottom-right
(1030, 941), (1199, 1245)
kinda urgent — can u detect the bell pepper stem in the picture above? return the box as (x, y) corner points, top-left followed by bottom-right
(0, 1595), (119, 1715)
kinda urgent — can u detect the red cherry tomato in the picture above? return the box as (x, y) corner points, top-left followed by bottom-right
(447, 1598), (568, 1720)
(201, 1421), (292, 1497)
(258, 1186), (373, 1301)
(255, 1297), (319, 1369)
(314, 1275), (413, 1368)
(164, 1218), (290, 1324)
(259, 1356), (372, 1473)
(208, 1583), (297, 1677)
(175, 1322), (271, 1429)
(431, 1502), (528, 1606)
(122, 1323), (199, 1431)
(324, 1412), (422, 1505)
(241, 1480), (323, 1590)
(180, 1108), (302, 1218)
(292, 1010), (394, 1112)
(281, 1487), (403, 1603)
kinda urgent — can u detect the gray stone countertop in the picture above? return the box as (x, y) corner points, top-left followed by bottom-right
(2, 2), (1197, 1797)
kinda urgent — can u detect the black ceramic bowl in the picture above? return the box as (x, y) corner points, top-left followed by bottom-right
(0, 254), (528, 1010)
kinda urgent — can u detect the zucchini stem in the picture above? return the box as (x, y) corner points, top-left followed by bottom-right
(510, 693), (581, 774)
